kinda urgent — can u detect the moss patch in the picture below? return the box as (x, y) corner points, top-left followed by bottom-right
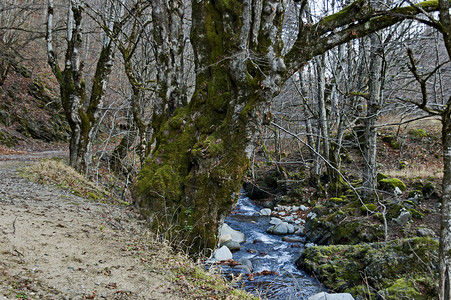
(297, 237), (439, 299)
(379, 177), (407, 192)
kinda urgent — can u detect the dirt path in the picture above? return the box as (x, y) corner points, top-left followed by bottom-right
(0, 159), (183, 300)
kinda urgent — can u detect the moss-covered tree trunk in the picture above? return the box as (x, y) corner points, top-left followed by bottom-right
(136, 0), (445, 255)
(137, 0), (285, 254)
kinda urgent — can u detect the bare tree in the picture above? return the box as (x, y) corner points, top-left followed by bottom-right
(46, 0), (123, 174)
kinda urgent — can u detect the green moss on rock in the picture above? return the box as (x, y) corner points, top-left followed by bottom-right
(297, 238), (439, 299)
(379, 178), (406, 192)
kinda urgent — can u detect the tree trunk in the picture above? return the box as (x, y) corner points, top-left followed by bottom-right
(47, 0), (117, 175)
(137, 0), (285, 255)
(440, 111), (451, 299)
(362, 33), (383, 201)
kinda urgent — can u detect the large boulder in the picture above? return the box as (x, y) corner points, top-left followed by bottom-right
(220, 223), (246, 243)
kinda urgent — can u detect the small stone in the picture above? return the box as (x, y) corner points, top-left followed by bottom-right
(237, 258), (253, 272)
(305, 243), (315, 248)
(260, 208), (271, 216)
(283, 215), (294, 223)
(220, 223), (246, 243)
(213, 246), (233, 261)
(299, 205), (308, 211)
(267, 222), (290, 235)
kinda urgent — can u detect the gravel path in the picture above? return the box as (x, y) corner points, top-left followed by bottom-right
(0, 160), (181, 299)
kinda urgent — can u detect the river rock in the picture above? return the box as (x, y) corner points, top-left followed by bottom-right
(237, 258), (253, 272)
(220, 223), (246, 243)
(213, 246), (233, 261)
(295, 226), (305, 235)
(269, 217), (282, 225)
(260, 208), (272, 216)
(282, 236), (304, 243)
(234, 265), (252, 274)
(308, 292), (355, 300)
(299, 205), (309, 211)
(218, 233), (232, 244)
(267, 222), (290, 235)
(287, 223), (295, 234)
(221, 240), (241, 252)
(283, 215), (294, 223)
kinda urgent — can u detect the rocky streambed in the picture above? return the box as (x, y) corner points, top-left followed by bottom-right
(207, 191), (326, 299)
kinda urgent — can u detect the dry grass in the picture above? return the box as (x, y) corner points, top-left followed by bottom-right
(136, 231), (257, 299)
(19, 159), (116, 203)
(382, 166), (443, 180)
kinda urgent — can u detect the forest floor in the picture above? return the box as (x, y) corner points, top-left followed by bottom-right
(0, 152), (253, 300)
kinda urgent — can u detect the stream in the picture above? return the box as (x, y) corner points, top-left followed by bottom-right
(219, 191), (325, 299)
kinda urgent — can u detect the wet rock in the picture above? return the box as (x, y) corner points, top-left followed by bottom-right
(221, 240), (241, 252)
(234, 264), (251, 273)
(282, 236), (304, 243)
(237, 258), (253, 272)
(213, 246), (233, 261)
(220, 223), (246, 243)
(309, 292), (354, 300)
(267, 222), (290, 235)
(260, 208), (271, 216)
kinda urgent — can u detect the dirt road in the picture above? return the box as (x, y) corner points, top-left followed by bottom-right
(0, 159), (182, 299)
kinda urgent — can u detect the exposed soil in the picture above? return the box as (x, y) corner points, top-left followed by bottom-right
(0, 158), (183, 300)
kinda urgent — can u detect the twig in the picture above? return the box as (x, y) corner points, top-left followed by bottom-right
(12, 216), (17, 235)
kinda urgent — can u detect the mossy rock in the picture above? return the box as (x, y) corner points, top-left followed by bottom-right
(408, 189), (423, 199)
(297, 237), (439, 299)
(398, 160), (408, 169)
(361, 203), (377, 212)
(408, 128), (427, 140)
(422, 182), (436, 198)
(382, 134), (401, 149)
(379, 178), (406, 192)
(330, 197), (345, 205)
(376, 172), (388, 181)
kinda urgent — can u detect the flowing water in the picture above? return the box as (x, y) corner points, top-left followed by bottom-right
(221, 191), (325, 299)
